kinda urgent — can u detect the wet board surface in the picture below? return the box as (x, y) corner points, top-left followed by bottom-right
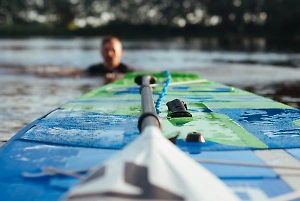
(0, 72), (300, 201)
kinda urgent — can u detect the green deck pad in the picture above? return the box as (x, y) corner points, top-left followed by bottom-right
(77, 72), (202, 101)
(73, 91), (257, 104)
(293, 119), (300, 127)
(98, 72), (201, 91)
(159, 110), (268, 149)
(151, 83), (233, 92)
(76, 91), (140, 101)
(122, 71), (201, 83)
(61, 101), (141, 116)
(73, 74), (291, 110)
(62, 96), (280, 117)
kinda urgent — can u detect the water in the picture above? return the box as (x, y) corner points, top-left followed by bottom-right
(1, 37), (300, 69)
(1, 37), (300, 143)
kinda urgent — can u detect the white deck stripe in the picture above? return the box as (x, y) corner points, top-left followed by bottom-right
(231, 187), (270, 201)
(269, 191), (300, 201)
(254, 149), (300, 191)
(194, 158), (300, 171)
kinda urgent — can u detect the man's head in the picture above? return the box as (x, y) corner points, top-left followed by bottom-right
(101, 36), (123, 69)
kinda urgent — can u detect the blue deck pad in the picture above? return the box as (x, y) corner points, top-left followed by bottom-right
(189, 150), (296, 200)
(225, 178), (296, 200)
(0, 140), (117, 177)
(111, 85), (235, 94)
(0, 140), (118, 201)
(286, 148), (300, 161)
(170, 86), (234, 92)
(0, 182), (64, 201)
(189, 151), (276, 178)
(162, 94), (273, 104)
(20, 109), (139, 149)
(176, 140), (258, 152)
(213, 108), (300, 149)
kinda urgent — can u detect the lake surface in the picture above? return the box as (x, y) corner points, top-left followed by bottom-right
(1, 37), (300, 143)
(1, 37), (300, 69)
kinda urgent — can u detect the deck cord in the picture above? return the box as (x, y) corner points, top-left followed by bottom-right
(155, 71), (171, 114)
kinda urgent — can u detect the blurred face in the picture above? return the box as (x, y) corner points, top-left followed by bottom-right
(101, 39), (123, 69)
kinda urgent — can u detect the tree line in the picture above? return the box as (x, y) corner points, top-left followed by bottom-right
(0, 0), (299, 38)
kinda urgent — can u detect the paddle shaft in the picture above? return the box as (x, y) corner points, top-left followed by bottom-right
(135, 75), (161, 132)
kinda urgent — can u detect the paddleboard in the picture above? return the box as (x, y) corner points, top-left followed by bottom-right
(0, 72), (300, 201)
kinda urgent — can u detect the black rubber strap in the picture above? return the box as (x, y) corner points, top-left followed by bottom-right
(166, 99), (192, 118)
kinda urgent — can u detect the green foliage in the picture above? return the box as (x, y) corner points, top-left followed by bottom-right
(0, 0), (299, 37)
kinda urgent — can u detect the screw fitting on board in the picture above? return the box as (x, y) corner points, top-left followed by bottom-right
(185, 132), (205, 143)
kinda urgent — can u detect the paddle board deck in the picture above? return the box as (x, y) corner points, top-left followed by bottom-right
(0, 72), (300, 201)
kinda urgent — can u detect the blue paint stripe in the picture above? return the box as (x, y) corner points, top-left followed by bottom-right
(20, 110), (139, 149)
(212, 108), (300, 149)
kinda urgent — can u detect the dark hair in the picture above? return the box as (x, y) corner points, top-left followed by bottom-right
(101, 36), (121, 47)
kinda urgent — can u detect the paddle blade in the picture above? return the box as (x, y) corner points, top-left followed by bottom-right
(63, 126), (240, 201)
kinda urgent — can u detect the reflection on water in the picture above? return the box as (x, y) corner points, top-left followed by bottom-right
(0, 74), (103, 142)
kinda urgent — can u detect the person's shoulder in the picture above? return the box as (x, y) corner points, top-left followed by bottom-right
(118, 63), (135, 73)
(87, 63), (105, 70)
(85, 63), (106, 76)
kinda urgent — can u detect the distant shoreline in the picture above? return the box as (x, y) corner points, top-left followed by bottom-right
(1, 23), (300, 39)
(1, 34), (299, 53)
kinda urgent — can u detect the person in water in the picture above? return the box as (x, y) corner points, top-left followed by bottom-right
(86, 36), (134, 79)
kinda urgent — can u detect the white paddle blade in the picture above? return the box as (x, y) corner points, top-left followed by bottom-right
(63, 126), (240, 201)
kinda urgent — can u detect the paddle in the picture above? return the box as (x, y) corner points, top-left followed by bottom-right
(134, 75), (161, 132)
